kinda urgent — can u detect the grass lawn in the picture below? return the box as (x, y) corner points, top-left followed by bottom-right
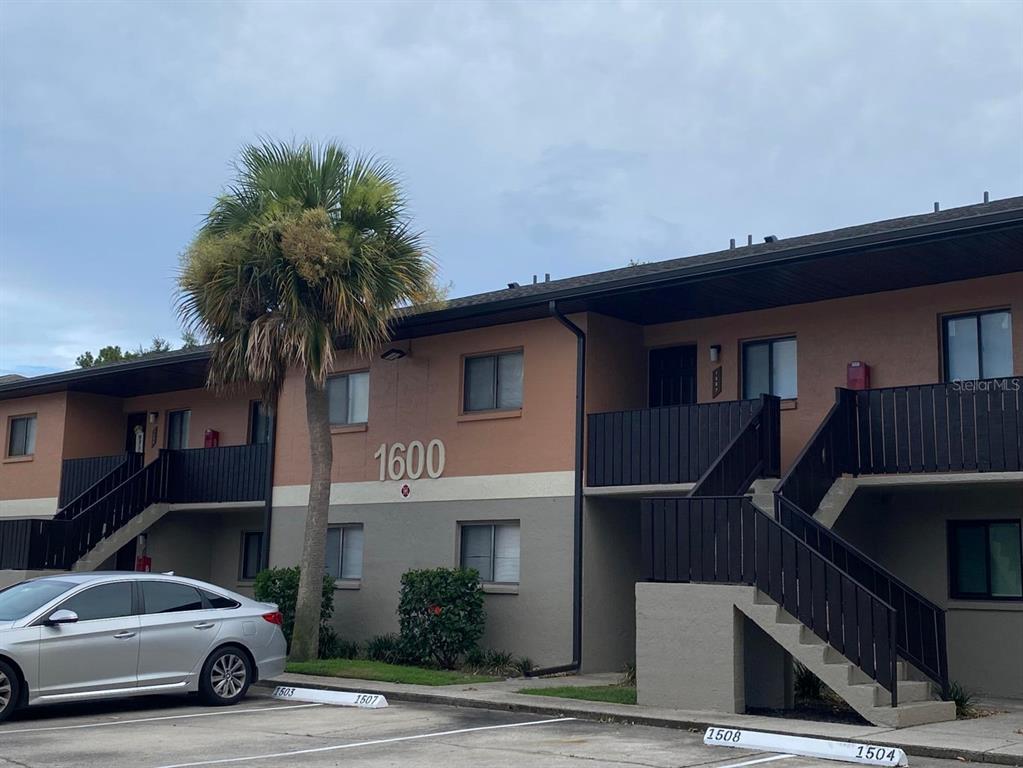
(517, 684), (637, 705)
(285, 658), (502, 686)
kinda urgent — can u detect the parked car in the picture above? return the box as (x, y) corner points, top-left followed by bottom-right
(0, 572), (287, 723)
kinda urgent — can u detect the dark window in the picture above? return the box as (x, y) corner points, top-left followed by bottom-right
(649, 345), (697, 407)
(327, 372), (369, 425)
(249, 401), (272, 445)
(742, 337), (797, 399)
(943, 310), (1013, 381)
(949, 521), (1022, 600)
(166, 410), (191, 450)
(142, 581), (204, 613)
(240, 531), (264, 581)
(463, 351), (523, 412)
(59, 582), (134, 621)
(201, 589), (240, 609)
(460, 523), (520, 583)
(7, 414), (37, 457)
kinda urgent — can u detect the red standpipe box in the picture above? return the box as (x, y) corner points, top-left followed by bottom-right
(847, 361), (871, 390)
(204, 429), (220, 448)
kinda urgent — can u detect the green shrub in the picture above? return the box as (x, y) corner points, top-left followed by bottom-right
(793, 661), (824, 701)
(463, 648), (515, 676)
(318, 627), (361, 660)
(254, 566), (335, 650)
(514, 656), (535, 678)
(949, 680), (976, 718)
(365, 633), (416, 665)
(398, 567), (486, 669)
(619, 661), (636, 687)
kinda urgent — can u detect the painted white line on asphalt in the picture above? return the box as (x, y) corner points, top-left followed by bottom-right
(0, 702), (325, 735)
(152, 716), (578, 768)
(715, 755), (796, 768)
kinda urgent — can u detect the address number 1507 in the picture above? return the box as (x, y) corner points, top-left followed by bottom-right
(374, 440), (446, 481)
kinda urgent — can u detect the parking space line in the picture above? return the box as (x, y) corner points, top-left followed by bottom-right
(0, 702), (324, 735)
(715, 755), (796, 768)
(152, 716), (578, 768)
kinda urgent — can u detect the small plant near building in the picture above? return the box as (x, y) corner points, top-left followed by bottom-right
(253, 566), (335, 652)
(620, 661), (637, 687)
(793, 661), (825, 701)
(949, 680), (977, 718)
(398, 567), (486, 669)
(318, 629), (360, 660)
(514, 656), (536, 678)
(365, 633), (416, 665)
(463, 647), (515, 676)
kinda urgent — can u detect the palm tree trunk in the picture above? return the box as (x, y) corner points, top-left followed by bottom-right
(290, 370), (333, 662)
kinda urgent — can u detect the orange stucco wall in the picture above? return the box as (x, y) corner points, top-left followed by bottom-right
(638, 273), (1023, 468)
(272, 316), (578, 486)
(62, 392), (125, 459)
(123, 386), (259, 465)
(1, 392), (67, 501)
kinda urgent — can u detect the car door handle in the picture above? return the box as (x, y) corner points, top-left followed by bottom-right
(113, 631), (137, 639)
(193, 622), (215, 630)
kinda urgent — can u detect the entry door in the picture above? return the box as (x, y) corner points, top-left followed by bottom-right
(649, 345), (697, 407)
(37, 582), (140, 698)
(125, 412), (147, 454)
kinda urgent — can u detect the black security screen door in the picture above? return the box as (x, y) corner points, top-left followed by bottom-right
(649, 345), (697, 407)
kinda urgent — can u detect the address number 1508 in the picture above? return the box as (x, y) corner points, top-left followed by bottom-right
(374, 440), (446, 481)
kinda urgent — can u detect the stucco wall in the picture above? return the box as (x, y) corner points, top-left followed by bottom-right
(62, 392), (125, 459)
(269, 495), (574, 665)
(0, 392), (67, 509)
(272, 317), (578, 488)
(627, 273), (1023, 470)
(582, 496), (642, 672)
(834, 482), (1023, 698)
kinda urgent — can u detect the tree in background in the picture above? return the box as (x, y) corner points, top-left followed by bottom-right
(76, 336), (174, 367)
(177, 139), (434, 661)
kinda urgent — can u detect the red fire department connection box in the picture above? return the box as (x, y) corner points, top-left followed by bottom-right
(847, 361), (870, 390)
(204, 429), (220, 448)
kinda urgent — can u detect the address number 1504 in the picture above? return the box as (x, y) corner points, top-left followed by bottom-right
(374, 440), (446, 481)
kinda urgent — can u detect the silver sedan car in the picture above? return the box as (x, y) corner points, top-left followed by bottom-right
(0, 572), (287, 722)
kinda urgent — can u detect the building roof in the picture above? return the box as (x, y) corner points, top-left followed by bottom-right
(2, 195), (1022, 401)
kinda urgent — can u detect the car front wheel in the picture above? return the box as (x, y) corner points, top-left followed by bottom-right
(0, 660), (20, 723)
(199, 646), (252, 706)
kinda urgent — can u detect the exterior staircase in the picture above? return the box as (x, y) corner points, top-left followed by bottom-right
(740, 591), (954, 727)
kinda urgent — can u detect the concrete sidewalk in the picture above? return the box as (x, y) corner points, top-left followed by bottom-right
(266, 672), (1023, 766)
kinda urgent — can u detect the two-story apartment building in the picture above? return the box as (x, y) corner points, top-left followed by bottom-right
(2, 196), (1021, 727)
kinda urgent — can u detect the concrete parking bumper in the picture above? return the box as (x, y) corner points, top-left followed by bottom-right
(265, 673), (1023, 767)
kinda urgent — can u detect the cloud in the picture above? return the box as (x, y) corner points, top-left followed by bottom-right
(1, 0), (1021, 373)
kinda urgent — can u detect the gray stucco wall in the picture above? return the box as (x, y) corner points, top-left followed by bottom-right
(834, 481), (1023, 698)
(582, 496), (641, 672)
(270, 496), (574, 665)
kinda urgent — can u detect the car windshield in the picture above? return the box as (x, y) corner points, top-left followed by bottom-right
(0, 580), (76, 621)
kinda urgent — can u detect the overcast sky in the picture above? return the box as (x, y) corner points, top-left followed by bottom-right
(1, 1), (1021, 376)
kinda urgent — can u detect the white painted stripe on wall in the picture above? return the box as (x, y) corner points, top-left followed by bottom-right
(0, 497), (57, 519)
(272, 471), (574, 507)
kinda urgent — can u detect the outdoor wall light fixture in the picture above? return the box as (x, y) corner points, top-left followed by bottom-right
(381, 348), (407, 361)
(709, 345), (721, 363)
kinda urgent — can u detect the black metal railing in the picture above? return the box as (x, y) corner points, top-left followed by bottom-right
(59, 453), (135, 507)
(855, 378), (1022, 475)
(587, 398), (763, 487)
(640, 496), (898, 705)
(777, 496), (949, 699)
(690, 395), (780, 496)
(57, 453), (144, 520)
(3, 444), (269, 572)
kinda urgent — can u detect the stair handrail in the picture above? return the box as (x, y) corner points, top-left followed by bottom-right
(691, 394), (781, 497)
(56, 452), (144, 521)
(776, 495), (949, 698)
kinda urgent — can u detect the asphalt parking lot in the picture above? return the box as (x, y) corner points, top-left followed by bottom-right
(0, 690), (994, 768)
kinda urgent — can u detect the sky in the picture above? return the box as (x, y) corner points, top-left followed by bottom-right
(1, 1), (1021, 377)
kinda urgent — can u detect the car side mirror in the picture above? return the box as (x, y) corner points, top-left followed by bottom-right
(45, 609), (79, 626)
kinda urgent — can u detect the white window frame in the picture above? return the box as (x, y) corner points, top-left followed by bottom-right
(327, 371), (370, 426)
(325, 524), (364, 582)
(459, 521), (521, 585)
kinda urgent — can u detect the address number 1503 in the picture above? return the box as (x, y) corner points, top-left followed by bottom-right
(374, 440), (446, 481)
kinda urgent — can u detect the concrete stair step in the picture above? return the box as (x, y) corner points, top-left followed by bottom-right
(867, 699), (957, 728)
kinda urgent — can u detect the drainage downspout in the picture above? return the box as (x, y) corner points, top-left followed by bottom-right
(528, 301), (585, 677)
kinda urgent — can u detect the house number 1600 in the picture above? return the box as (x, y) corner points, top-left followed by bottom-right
(374, 440), (445, 481)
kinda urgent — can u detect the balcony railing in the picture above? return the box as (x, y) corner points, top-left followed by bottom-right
(59, 453), (134, 507)
(587, 398), (765, 487)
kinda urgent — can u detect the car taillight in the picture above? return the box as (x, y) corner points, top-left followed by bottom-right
(262, 611), (283, 626)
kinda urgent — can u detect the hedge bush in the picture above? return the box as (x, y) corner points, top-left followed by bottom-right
(254, 566), (335, 653)
(398, 568), (485, 669)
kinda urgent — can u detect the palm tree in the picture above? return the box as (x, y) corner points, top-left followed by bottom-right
(178, 140), (434, 661)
